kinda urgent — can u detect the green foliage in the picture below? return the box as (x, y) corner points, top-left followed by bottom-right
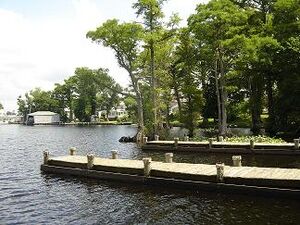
(271, 0), (300, 136)
(16, 0), (299, 140)
(225, 135), (286, 143)
(17, 88), (59, 119)
(17, 67), (122, 123)
(133, 0), (166, 30)
(87, 20), (143, 71)
(169, 120), (184, 127)
(87, 18), (145, 133)
(123, 95), (138, 122)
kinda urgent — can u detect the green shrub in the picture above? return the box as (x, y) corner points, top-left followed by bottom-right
(225, 135), (286, 143)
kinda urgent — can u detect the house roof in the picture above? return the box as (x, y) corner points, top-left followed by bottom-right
(28, 111), (58, 116)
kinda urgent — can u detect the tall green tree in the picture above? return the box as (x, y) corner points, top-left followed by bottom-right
(52, 83), (73, 122)
(171, 28), (203, 136)
(189, 0), (249, 136)
(133, 0), (166, 134)
(87, 20), (145, 138)
(17, 88), (58, 121)
(272, 0), (300, 136)
(133, 0), (179, 136)
(72, 67), (99, 122)
(29, 88), (58, 112)
(95, 69), (122, 119)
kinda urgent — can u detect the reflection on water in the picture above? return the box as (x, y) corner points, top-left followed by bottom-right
(0, 125), (300, 225)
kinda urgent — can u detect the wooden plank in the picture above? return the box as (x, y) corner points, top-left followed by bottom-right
(47, 155), (300, 189)
(142, 143), (300, 155)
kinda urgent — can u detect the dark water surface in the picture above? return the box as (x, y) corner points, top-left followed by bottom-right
(0, 125), (299, 225)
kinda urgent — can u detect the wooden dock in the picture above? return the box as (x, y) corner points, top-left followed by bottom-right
(141, 139), (300, 155)
(41, 150), (300, 198)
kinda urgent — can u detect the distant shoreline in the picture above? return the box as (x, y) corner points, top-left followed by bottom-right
(5, 121), (135, 126)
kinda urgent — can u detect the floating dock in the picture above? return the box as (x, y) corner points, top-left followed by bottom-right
(41, 149), (300, 198)
(141, 137), (300, 155)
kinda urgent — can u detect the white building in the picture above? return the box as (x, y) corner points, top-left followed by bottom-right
(27, 111), (60, 125)
(98, 102), (128, 120)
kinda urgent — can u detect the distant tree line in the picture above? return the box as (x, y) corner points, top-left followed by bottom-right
(17, 67), (128, 122)
(18, 0), (300, 140)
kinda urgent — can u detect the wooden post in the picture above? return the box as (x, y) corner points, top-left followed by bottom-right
(154, 135), (159, 141)
(232, 155), (242, 167)
(43, 151), (49, 164)
(165, 153), (173, 163)
(174, 137), (179, 147)
(87, 154), (94, 169)
(216, 163), (224, 182)
(250, 139), (255, 150)
(294, 139), (299, 150)
(218, 136), (224, 142)
(143, 136), (148, 144)
(69, 147), (76, 156)
(142, 158), (152, 177)
(184, 136), (189, 141)
(208, 138), (213, 149)
(111, 150), (118, 159)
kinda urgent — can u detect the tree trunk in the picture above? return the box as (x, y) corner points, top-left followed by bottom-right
(165, 103), (171, 129)
(214, 54), (222, 136)
(265, 75), (276, 136)
(214, 49), (227, 137)
(150, 41), (157, 135)
(219, 51), (227, 137)
(130, 72), (144, 143)
(249, 74), (263, 135)
(69, 98), (74, 122)
(170, 66), (182, 119)
(187, 96), (194, 137)
(173, 83), (182, 119)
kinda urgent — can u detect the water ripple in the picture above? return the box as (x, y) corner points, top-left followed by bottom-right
(1, 125), (300, 225)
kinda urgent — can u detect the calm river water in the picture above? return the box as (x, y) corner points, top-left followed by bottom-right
(0, 125), (300, 225)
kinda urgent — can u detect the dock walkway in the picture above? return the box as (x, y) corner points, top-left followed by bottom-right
(142, 139), (300, 155)
(41, 153), (300, 197)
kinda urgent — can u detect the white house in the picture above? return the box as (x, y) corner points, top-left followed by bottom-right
(27, 111), (60, 125)
(98, 102), (128, 120)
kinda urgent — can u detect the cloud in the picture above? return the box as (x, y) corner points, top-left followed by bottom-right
(0, 0), (206, 111)
(0, 1), (127, 111)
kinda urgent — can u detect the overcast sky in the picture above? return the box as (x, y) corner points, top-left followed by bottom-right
(0, 0), (207, 111)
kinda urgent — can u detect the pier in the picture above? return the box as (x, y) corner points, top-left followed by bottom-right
(141, 137), (300, 155)
(41, 149), (300, 198)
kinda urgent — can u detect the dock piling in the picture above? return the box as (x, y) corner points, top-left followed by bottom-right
(294, 139), (299, 150)
(43, 151), (49, 164)
(111, 150), (118, 159)
(143, 136), (148, 144)
(165, 153), (174, 163)
(87, 154), (94, 169)
(69, 147), (76, 156)
(216, 163), (225, 182)
(142, 158), (152, 177)
(174, 138), (179, 147)
(218, 136), (224, 142)
(250, 139), (255, 150)
(232, 155), (242, 167)
(154, 135), (159, 141)
(208, 138), (213, 149)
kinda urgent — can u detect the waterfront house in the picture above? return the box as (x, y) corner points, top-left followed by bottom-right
(26, 111), (60, 125)
(98, 102), (128, 120)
